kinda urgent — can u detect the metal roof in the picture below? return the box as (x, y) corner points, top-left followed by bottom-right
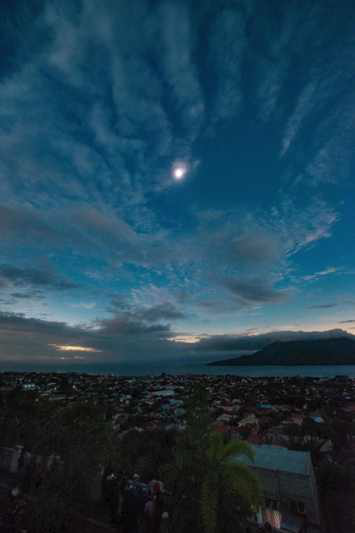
(233, 444), (312, 476)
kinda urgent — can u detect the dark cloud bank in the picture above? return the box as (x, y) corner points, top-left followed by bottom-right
(0, 309), (353, 367)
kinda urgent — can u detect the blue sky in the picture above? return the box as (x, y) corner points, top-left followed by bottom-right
(1, 0), (355, 364)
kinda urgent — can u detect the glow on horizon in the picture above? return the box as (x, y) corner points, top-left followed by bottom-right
(257, 323), (355, 334)
(170, 334), (206, 344)
(50, 344), (101, 353)
(169, 322), (355, 344)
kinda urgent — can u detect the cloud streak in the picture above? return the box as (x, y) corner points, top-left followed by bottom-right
(302, 267), (339, 282)
(308, 303), (337, 309)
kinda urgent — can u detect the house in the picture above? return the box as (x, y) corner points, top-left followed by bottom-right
(238, 414), (258, 427)
(232, 444), (321, 532)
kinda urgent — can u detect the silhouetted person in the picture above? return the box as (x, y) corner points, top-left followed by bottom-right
(22, 456), (35, 493)
(144, 483), (164, 533)
(121, 483), (139, 533)
(17, 447), (25, 472)
(103, 470), (119, 524)
(34, 458), (45, 489)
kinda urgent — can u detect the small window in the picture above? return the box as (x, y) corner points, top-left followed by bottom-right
(290, 500), (297, 513)
(290, 500), (305, 514)
(266, 498), (279, 510)
(298, 501), (305, 514)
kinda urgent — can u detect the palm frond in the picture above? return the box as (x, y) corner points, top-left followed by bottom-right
(221, 439), (255, 463)
(223, 462), (262, 506)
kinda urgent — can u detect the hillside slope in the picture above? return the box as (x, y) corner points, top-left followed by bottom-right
(208, 337), (355, 366)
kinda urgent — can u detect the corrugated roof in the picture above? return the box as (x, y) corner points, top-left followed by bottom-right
(232, 444), (312, 476)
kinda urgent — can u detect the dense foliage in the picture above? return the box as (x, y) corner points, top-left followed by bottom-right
(0, 385), (261, 533)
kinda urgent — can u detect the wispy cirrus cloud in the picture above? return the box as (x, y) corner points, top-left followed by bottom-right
(269, 197), (338, 256)
(250, 2), (355, 190)
(308, 303), (337, 309)
(207, 6), (246, 125)
(280, 82), (316, 157)
(302, 266), (339, 282)
(0, 1), (204, 212)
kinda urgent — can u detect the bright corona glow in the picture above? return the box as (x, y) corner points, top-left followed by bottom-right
(174, 167), (184, 179)
(173, 163), (187, 181)
(50, 344), (100, 353)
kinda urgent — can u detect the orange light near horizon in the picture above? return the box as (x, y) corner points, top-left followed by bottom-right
(169, 335), (203, 344)
(50, 344), (100, 353)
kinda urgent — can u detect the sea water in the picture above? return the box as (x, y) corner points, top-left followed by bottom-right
(2, 359), (355, 378)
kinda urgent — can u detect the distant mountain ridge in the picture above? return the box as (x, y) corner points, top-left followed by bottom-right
(208, 337), (355, 366)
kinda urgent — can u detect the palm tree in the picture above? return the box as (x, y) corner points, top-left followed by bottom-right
(167, 386), (262, 533)
(200, 432), (262, 533)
